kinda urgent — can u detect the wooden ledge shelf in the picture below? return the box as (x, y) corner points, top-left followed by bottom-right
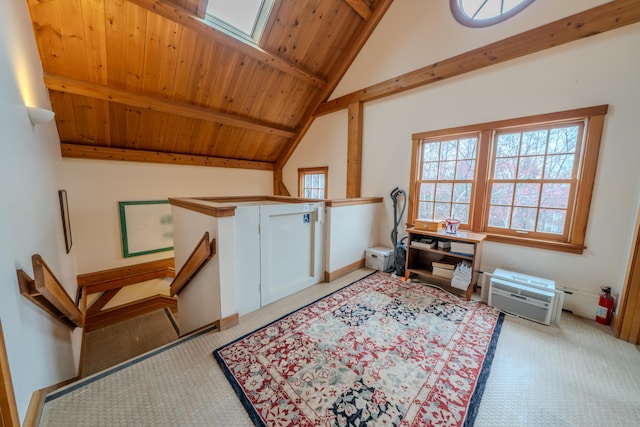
(170, 195), (385, 217)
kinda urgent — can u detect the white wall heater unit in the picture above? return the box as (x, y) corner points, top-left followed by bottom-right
(488, 269), (564, 325)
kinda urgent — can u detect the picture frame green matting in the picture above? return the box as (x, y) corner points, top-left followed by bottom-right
(118, 200), (174, 257)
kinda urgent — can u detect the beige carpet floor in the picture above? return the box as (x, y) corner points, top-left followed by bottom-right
(81, 308), (179, 378)
(40, 269), (640, 426)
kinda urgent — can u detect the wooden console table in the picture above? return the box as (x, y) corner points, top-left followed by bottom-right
(405, 228), (486, 300)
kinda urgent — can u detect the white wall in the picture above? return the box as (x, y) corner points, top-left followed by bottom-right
(234, 206), (261, 316)
(283, 112), (347, 199)
(331, 0), (608, 98)
(63, 159), (272, 273)
(325, 203), (381, 274)
(0, 1), (79, 421)
(172, 206), (229, 335)
(0, 2), (273, 417)
(285, 0), (640, 317)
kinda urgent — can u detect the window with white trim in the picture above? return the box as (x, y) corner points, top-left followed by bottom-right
(409, 105), (608, 253)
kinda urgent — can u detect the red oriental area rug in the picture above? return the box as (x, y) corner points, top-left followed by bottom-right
(214, 272), (503, 427)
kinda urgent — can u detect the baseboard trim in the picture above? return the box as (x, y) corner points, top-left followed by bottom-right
(23, 377), (77, 427)
(179, 320), (219, 338)
(324, 258), (366, 282)
(218, 313), (239, 331)
(611, 311), (620, 337)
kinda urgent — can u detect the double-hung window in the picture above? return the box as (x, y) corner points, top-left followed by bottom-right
(486, 123), (583, 241)
(409, 105), (607, 253)
(415, 134), (478, 226)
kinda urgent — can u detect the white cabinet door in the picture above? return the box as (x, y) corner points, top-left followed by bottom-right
(259, 202), (324, 306)
(234, 207), (261, 316)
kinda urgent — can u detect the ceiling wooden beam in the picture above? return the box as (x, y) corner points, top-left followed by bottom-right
(345, 0), (372, 20)
(127, 0), (328, 89)
(316, 0), (640, 116)
(60, 143), (275, 170)
(44, 73), (297, 139)
(273, 169), (291, 196)
(274, 0), (395, 171)
(194, 0), (207, 18)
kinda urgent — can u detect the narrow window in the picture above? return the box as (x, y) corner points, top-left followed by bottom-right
(417, 134), (478, 225)
(298, 167), (328, 199)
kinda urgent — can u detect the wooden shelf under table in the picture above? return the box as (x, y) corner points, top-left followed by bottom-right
(404, 228), (486, 301)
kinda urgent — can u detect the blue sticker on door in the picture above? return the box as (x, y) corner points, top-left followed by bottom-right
(303, 213), (310, 223)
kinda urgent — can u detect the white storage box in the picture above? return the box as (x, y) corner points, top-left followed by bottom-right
(365, 246), (394, 271)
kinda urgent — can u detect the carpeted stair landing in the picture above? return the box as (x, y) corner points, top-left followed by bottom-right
(81, 308), (179, 377)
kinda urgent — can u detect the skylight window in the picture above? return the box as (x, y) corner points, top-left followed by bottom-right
(206, 0), (273, 43)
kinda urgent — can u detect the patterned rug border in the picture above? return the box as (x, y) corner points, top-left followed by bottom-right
(213, 271), (504, 427)
(464, 311), (504, 426)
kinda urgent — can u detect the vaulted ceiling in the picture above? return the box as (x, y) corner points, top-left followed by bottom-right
(26, 0), (393, 176)
(27, 0), (640, 198)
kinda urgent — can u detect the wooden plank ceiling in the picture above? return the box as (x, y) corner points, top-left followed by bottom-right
(26, 0), (392, 172)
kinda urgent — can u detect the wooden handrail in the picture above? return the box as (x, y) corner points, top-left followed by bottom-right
(77, 258), (175, 294)
(32, 255), (84, 327)
(17, 255), (84, 329)
(84, 295), (177, 332)
(170, 232), (217, 297)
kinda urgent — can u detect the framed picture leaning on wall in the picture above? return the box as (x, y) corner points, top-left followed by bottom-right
(58, 190), (72, 253)
(118, 200), (174, 257)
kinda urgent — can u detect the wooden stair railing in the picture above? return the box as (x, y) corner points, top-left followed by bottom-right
(85, 289), (120, 316)
(78, 258), (176, 322)
(16, 234), (215, 331)
(17, 255), (84, 329)
(77, 258), (175, 295)
(83, 295), (178, 332)
(170, 232), (217, 297)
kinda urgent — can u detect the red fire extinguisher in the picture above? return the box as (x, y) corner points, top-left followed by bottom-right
(596, 286), (614, 325)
